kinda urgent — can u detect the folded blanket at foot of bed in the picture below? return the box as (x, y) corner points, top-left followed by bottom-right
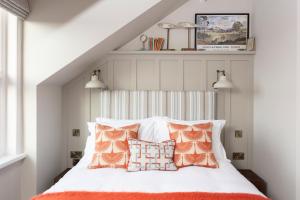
(32, 192), (270, 200)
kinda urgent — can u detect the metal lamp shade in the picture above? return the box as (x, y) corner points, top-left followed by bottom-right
(85, 75), (106, 89)
(213, 75), (233, 89)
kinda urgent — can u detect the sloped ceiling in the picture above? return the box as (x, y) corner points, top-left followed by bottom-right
(24, 0), (188, 86)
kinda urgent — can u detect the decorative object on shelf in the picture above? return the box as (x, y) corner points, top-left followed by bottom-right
(212, 70), (233, 89)
(195, 13), (249, 51)
(247, 37), (255, 51)
(148, 37), (165, 51)
(177, 22), (200, 51)
(85, 70), (106, 89)
(157, 22), (176, 50)
(139, 34), (148, 51)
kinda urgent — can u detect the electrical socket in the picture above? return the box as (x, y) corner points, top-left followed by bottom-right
(232, 152), (245, 160)
(70, 151), (83, 159)
(235, 130), (243, 138)
(72, 129), (80, 137)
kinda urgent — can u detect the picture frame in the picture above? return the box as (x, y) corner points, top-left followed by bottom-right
(195, 13), (250, 51)
(247, 37), (255, 51)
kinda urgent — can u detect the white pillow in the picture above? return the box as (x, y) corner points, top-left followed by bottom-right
(95, 117), (157, 142)
(76, 135), (93, 168)
(155, 117), (229, 162)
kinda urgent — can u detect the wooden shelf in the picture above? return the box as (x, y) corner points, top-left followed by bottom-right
(109, 50), (256, 55)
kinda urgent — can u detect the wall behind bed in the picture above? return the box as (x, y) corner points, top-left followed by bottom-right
(63, 53), (254, 170)
(62, 0), (254, 169)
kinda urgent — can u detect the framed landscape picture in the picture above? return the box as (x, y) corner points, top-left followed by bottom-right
(195, 13), (249, 51)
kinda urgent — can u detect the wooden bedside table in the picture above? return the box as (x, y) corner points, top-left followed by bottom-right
(53, 168), (71, 184)
(238, 169), (267, 195)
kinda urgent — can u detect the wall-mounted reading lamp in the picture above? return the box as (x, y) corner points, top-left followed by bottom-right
(212, 70), (233, 89)
(85, 70), (106, 121)
(212, 70), (232, 121)
(85, 70), (106, 89)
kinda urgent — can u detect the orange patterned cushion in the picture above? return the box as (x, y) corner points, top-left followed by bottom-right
(88, 124), (140, 169)
(168, 122), (218, 168)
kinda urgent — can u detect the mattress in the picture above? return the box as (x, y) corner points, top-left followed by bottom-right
(46, 160), (265, 197)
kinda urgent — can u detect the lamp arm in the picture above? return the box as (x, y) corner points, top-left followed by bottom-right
(212, 81), (217, 88)
(217, 70), (226, 76)
(96, 70), (101, 79)
(212, 69), (226, 88)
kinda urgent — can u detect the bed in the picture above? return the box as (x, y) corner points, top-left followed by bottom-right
(33, 158), (268, 200)
(33, 91), (269, 200)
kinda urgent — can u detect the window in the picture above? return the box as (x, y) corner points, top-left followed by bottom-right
(0, 7), (22, 157)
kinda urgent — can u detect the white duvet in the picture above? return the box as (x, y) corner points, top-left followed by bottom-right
(46, 160), (265, 198)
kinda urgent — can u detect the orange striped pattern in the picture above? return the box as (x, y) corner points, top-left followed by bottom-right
(32, 191), (270, 200)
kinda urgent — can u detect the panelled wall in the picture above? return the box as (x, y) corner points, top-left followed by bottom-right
(62, 51), (254, 169)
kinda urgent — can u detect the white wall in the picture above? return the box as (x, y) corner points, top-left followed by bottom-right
(23, 1), (187, 199)
(25, 0), (188, 85)
(297, 0), (300, 199)
(253, 0), (297, 199)
(0, 162), (22, 200)
(36, 85), (62, 193)
(62, 75), (90, 168)
(24, 0), (163, 85)
(121, 0), (253, 51)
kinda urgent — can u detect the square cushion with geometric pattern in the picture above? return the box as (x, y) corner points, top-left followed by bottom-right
(127, 139), (177, 172)
(168, 122), (219, 168)
(88, 123), (140, 169)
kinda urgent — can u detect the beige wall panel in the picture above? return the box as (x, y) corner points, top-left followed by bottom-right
(99, 63), (109, 89)
(230, 60), (252, 169)
(183, 60), (206, 91)
(107, 60), (114, 89)
(63, 53), (254, 170)
(113, 60), (134, 90)
(136, 59), (159, 90)
(160, 60), (183, 90)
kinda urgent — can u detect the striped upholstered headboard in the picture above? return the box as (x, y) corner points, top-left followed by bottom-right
(96, 90), (216, 120)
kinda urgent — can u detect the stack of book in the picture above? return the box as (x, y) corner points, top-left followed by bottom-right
(148, 37), (165, 51)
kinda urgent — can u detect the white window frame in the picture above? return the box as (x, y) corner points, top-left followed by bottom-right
(0, 9), (8, 157)
(0, 7), (23, 159)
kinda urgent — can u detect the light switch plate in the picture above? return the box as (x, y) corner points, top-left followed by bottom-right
(232, 152), (245, 160)
(72, 129), (80, 137)
(235, 130), (243, 138)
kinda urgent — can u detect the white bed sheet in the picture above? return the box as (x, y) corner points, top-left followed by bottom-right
(46, 161), (265, 198)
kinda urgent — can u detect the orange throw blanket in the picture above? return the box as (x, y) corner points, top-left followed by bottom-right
(32, 192), (270, 200)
